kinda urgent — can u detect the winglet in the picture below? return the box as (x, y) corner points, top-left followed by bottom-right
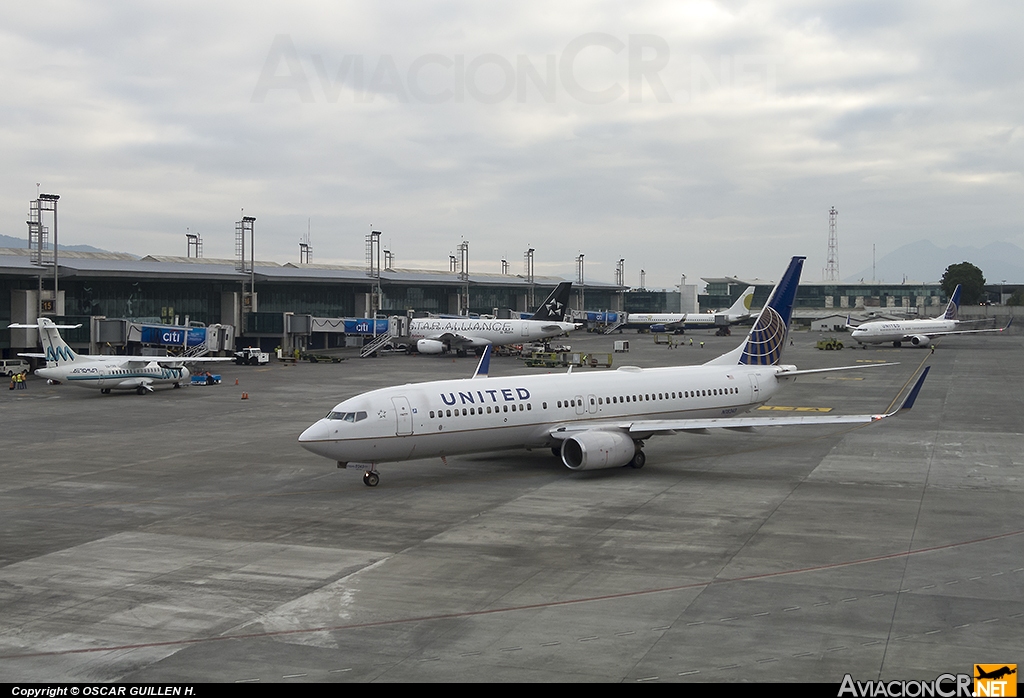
(472, 345), (492, 379)
(899, 366), (930, 411)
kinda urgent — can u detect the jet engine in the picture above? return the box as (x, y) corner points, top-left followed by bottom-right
(560, 431), (637, 470)
(909, 335), (931, 346)
(650, 324), (667, 333)
(416, 339), (446, 354)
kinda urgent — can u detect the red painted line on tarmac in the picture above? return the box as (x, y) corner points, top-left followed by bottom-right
(3, 527), (1021, 660)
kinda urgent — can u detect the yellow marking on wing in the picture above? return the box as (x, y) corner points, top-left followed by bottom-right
(757, 406), (834, 412)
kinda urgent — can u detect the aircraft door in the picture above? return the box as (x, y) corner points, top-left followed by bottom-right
(575, 395), (585, 415)
(748, 374), (760, 402)
(587, 394), (598, 414)
(391, 396), (413, 436)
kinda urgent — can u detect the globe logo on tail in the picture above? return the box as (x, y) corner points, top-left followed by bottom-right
(740, 305), (787, 365)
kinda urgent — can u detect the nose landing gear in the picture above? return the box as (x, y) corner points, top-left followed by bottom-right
(362, 470), (380, 487)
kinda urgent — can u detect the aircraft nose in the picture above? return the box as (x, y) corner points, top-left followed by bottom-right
(298, 419), (338, 459)
(298, 419), (328, 444)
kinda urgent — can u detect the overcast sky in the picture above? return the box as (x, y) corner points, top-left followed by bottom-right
(2, 1), (1022, 287)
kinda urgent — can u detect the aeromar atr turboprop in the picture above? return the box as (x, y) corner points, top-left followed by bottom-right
(10, 318), (231, 394)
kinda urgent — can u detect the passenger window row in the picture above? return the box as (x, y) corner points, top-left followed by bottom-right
(425, 386), (742, 420)
(430, 403), (533, 419)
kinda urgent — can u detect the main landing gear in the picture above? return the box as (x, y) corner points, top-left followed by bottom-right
(101, 388), (111, 394)
(362, 470), (380, 487)
(628, 448), (646, 469)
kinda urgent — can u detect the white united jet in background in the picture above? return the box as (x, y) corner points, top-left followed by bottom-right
(300, 257), (929, 487)
(409, 282), (576, 356)
(10, 318), (232, 394)
(848, 284), (1011, 348)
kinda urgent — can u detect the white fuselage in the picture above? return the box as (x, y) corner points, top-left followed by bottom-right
(409, 318), (576, 347)
(35, 358), (190, 391)
(850, 318), (956, 345)
(625, 312), (748, 330)
(298, 363), (787, 465)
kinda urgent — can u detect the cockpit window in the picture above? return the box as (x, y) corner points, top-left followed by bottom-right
(327, 411), (368, 422)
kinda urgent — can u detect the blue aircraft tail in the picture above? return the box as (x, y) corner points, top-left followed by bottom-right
(705, 256), (804, 367)
(472, 345), (492, 379)
(942, 284), (962, 320)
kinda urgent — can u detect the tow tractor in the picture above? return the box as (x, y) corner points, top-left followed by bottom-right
(234, 347), (270, 365)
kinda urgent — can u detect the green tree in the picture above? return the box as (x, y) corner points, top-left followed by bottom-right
(1008, 288), (1024, 306)
(941, 262), (986, 305)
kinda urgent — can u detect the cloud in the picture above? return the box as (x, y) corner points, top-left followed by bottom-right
(1, 1), (1022, 286)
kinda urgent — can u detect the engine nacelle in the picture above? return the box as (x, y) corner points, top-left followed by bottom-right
(560, 431), (637, 470)
(909, 335), (930, 346)
(650, 324), (667, 333)
(416, 339), (446, 354)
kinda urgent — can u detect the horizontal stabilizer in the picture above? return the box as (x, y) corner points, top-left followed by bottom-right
(8, 323), (82, 330)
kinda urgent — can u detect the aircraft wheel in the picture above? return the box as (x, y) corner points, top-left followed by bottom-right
(551, 446), (562, 459)
(893, 341), (902, 348)
(363, 471), (380, 487)
(628, 450), (646, 469)
(173, 383), (181, 389)
(101, 388), (110, 394)
(136, 386), (146, 395)
(456, 349), (467, 358)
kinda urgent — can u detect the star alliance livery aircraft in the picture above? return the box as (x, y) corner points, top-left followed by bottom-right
(10, 318), (231, 394)
(848, 284), (1011, 347)
(409, 282), (576, 355)
(300, 257), (930, 486)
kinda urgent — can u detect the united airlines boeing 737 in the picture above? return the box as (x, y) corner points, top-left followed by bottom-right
(848, 284), (1011, 347)
(300, 257), (929, 486)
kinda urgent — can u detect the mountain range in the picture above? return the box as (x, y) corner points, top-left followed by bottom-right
(844, 240), (1024, 284)
(0, 233), (116, 254)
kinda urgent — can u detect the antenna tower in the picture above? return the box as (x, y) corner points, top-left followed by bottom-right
(825, 206), (839, 281)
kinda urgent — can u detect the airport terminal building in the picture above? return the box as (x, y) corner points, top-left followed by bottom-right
(0, 247), (624, 356)
(0, 246), (972, 357)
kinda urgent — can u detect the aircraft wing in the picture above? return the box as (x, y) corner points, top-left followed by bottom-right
(549, 367), (929, 439)
(119, 357), (235, 368)
(153, 357), (236, 364)
(434, 333), (489, 349)
(914, 320), (1011, 340)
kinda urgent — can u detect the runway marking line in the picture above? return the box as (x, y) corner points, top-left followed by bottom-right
(5, 526), (1021, 661)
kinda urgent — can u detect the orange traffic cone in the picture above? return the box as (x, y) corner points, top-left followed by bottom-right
(241, 392), (249, 400)
(235, 378), (239, 385)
